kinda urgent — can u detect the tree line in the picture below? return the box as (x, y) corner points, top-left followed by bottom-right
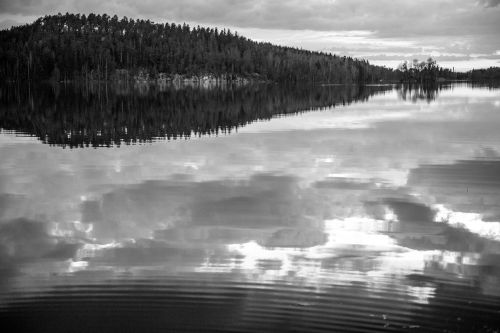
(463, 67), (500, 81)
(398, 58), (441, 83)
(397, 58), (500, 83)
(0, 13), (399, 84)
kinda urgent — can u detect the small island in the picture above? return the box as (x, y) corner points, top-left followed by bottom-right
(397, 58), (500, 83)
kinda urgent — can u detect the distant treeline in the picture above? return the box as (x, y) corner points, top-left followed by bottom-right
(0, 13), (398, 84)
(0, 83), (390, 147)
(462, 67), (500, 81)
(398, 58), (500, 83)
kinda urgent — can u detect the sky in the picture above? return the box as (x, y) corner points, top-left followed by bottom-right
(0, 1), (499, 70)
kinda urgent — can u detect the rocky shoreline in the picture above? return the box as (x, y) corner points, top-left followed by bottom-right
(112, 69), (266, 86)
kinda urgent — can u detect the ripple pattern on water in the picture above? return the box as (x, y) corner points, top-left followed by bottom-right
(1, 274), (499, 332)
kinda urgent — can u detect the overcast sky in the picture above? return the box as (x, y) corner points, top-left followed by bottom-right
(1, 0), (499, 70)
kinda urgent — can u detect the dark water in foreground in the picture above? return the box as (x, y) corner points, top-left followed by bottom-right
(0, 83), (499, 332)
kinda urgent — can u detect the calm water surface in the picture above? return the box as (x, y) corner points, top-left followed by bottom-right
(0, 83), (499, 332)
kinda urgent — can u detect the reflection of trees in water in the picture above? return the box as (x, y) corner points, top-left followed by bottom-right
(0, 83), (390, 148)
(397, 82), (500, 103)
(396, 84), (443, 103)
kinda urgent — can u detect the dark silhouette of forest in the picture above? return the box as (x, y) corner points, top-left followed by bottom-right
(0, 13), (399, 84)
(0, 83), (391, 148)
(397, 58), (500, 83)
(463, 67), (500, 81)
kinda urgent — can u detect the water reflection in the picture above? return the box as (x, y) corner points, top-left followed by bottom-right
(0, 83), (390, 148)
(409, 160), (500, 221)
(396, 82), (500, 104)
(0, 83), (500, 332)
(396, 84), (441, 103)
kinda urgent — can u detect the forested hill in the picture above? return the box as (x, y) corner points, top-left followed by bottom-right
(0, 13), (398, 83)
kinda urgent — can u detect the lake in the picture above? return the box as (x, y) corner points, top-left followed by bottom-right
(0, 82), (499, 332)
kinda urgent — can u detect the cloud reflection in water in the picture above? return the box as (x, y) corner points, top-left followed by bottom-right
(0, 84), (500, 331)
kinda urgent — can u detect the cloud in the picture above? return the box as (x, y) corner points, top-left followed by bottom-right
(81, 173), (329, 247)
(313, 178), (374, 190)
(478, 0), (500, 7)
(262, 228), (327, 248)
(0, 194), (23, 219)
(408, 160), (500, 221)
(0, 18), (21, 29)
(384, 199), (436, 223)
(0, 218), (80, 266)
(1, 0), (496, 37)
(94, 238), (205, 266)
